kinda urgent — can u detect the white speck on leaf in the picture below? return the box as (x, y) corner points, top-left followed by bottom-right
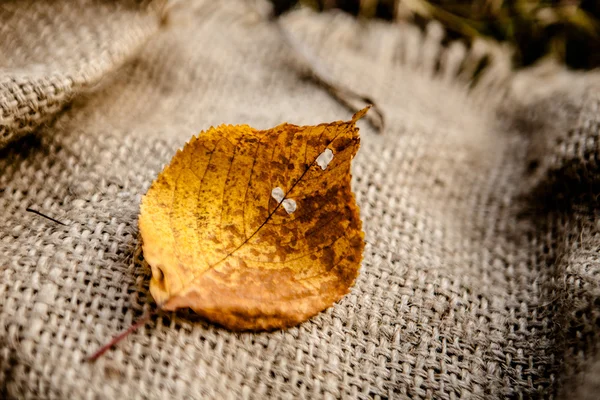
(316, 148), (334, 170)
(271, 187), (297, 214)
(271, 187), (284, 203)
(282, 199), (297, 214)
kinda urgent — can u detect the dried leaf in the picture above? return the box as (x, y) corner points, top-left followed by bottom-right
(139, 108), (368, 331)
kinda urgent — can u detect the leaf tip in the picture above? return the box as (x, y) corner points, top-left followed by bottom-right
(352, 105), (371, 122)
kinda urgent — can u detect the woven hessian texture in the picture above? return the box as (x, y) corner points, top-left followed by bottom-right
(0, 0), (164, 148)
(1, 0), (599, 398)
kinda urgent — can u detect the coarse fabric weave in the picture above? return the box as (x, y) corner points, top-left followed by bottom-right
(1, 0), (599, 398)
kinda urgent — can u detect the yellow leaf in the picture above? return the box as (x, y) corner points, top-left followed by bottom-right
(139, 107), (368, 330)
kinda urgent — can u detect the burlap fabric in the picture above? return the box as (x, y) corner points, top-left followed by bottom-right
(1, 1), (599, 398)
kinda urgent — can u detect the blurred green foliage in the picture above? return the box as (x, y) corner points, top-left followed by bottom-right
(271, 0), (600, 69)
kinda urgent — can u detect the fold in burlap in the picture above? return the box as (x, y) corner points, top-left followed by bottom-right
(1, 1), (599, 398)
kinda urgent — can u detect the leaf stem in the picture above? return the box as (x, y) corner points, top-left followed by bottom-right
(86, 311), (155, 362)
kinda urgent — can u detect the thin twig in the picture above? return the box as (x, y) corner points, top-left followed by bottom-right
(26, 207), (67, 226)
(274, 19), (385, 132)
